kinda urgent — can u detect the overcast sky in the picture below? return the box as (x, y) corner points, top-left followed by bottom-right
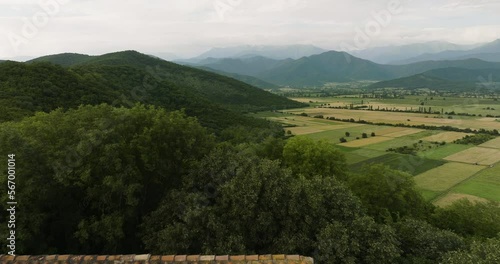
(0, 0), (499, 59)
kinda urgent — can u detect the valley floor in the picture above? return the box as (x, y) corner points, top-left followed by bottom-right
(252, 95), (500, 206)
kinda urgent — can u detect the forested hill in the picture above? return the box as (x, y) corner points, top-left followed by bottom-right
(0, 63), (300, 130)
(197, 66), (280, 89)
(368, 67), (500, 91)
(30, 53), (93, 67)
(421, 67), (500, 82)
(2, 51), (305, 129)
(389, 58), (500, 78)
(29, 51), (303, 111)
(367, 74), (475, 91)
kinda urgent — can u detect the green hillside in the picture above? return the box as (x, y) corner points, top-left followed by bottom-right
(30, 53), (92, 67)
(198, 66), (280, 89)
(1, 51), (305, 130)
(390, 58), (500, 78)
(196, 56), (290, 77)
(29, 51), (302, 111)
(422, 67), (500, 82)
(367, 74), (475, 91)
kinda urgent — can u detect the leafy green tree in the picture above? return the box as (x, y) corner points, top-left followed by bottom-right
(252, 136), (286, 160)
(316, 216), (401, 264)
(440, 238), (500, 264)
(282, 136), (347, 180)
(394, 218), (464, 263)
(432, 199), (500, 239)
(0, 104), (215, 254)
(142, 146), (365, 257)
(349, 164), (431, 222)
(219, 123), (285, 145)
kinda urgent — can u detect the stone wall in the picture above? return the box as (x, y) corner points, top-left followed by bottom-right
(0, 254), (314, 264)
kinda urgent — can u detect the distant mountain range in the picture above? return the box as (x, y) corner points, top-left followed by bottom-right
(193, 56), (292, 77)
(179, 44), (327, 62)
(3, 39), (499, 91)
(350, 41), (480, 64)
(7, 39), (500, 94)
(392, 39), (500, 64)
(257, 51), (394, 86)
(194, 51), (500, 87)
(197, 66), (279, 89)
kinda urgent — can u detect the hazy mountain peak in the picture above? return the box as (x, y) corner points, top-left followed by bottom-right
(393, 39), (500, 64)
(192, 44), (326, 60)
(350, 41), (475, 64)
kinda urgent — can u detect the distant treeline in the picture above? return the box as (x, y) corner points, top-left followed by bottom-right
(293, 112), (500, 136)
(318, 105), (500, 118)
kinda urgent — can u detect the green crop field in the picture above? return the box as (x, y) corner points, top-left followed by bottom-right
(350, 153), (446, 176)
(362, 131), (439, 151)
(341, 148), (386, 164)
(418, 189), (442, 201)
(449, 165), (500, 202)
(414, 162), (485, 193)
(418, 144), (473, 160)
(304, 124), (390, 143)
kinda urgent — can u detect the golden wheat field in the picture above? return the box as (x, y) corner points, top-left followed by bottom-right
(434, 193), (489, 207)
(421, 132), (474, 143)
(289, 108), (500, 131)
(479, 137), (500, 149)
(444, 147), (500, 165)
(414, 162), (485, 192)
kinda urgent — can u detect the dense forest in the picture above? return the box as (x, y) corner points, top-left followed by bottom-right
(0, 52), (499, 263)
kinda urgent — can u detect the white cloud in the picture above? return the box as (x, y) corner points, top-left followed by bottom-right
(0, 0), (498, 58)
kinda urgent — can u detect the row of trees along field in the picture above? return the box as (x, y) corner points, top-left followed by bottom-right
(0, 104), (499, 263)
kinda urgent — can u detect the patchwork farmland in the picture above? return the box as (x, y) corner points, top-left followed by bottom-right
(254, 95), (500, 206)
